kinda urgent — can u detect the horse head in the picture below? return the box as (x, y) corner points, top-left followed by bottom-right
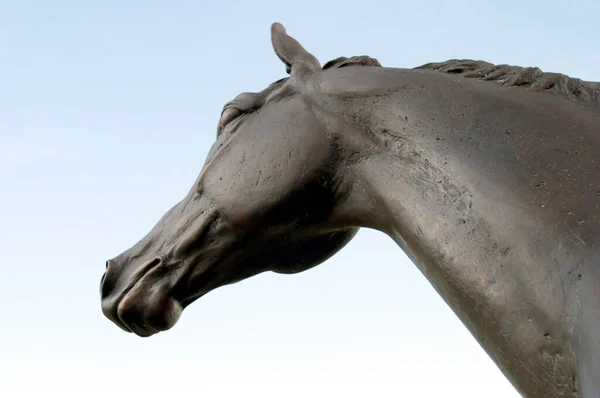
(100, 23), (373, 336)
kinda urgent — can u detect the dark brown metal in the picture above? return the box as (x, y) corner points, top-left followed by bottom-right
(100, 22), (600, 397)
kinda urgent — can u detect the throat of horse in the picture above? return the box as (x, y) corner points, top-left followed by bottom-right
(333, 141), (576, 393)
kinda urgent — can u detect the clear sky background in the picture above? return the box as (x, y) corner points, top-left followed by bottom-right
(1, 1), (598, 397)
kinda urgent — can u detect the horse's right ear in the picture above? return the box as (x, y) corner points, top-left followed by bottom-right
(271, 23), (320, 76)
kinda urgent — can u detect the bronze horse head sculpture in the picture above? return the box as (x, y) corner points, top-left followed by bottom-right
(100, 23), (600, 397)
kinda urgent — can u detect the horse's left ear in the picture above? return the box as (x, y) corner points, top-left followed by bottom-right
(271, 23), (320, 76)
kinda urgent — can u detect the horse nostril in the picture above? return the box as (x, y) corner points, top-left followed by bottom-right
(105, 259), (117, 272)
(149, 257), (162, 268)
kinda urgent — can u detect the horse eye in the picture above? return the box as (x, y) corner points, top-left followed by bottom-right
(220, 107), (242, 129)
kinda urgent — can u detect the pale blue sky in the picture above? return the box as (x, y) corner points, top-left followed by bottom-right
(1, 1), (598, 397)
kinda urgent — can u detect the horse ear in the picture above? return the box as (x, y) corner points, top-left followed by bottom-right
(271, 23), (320, 76)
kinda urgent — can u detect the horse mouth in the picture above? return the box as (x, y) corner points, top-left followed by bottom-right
(101, 258), (183, 337)
(117, 292), (183, 337)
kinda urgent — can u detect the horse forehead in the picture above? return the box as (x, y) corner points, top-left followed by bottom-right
(213, 96), (327, 170)
(230, 77), (290, 109)
(201, 97), (330, 224)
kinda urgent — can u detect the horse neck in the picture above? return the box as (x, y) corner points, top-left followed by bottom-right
(328, 87), (583, 395)
(346, 141), (578, 394)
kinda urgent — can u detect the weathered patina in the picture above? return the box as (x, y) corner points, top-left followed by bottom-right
(100, 23), (600, 397)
